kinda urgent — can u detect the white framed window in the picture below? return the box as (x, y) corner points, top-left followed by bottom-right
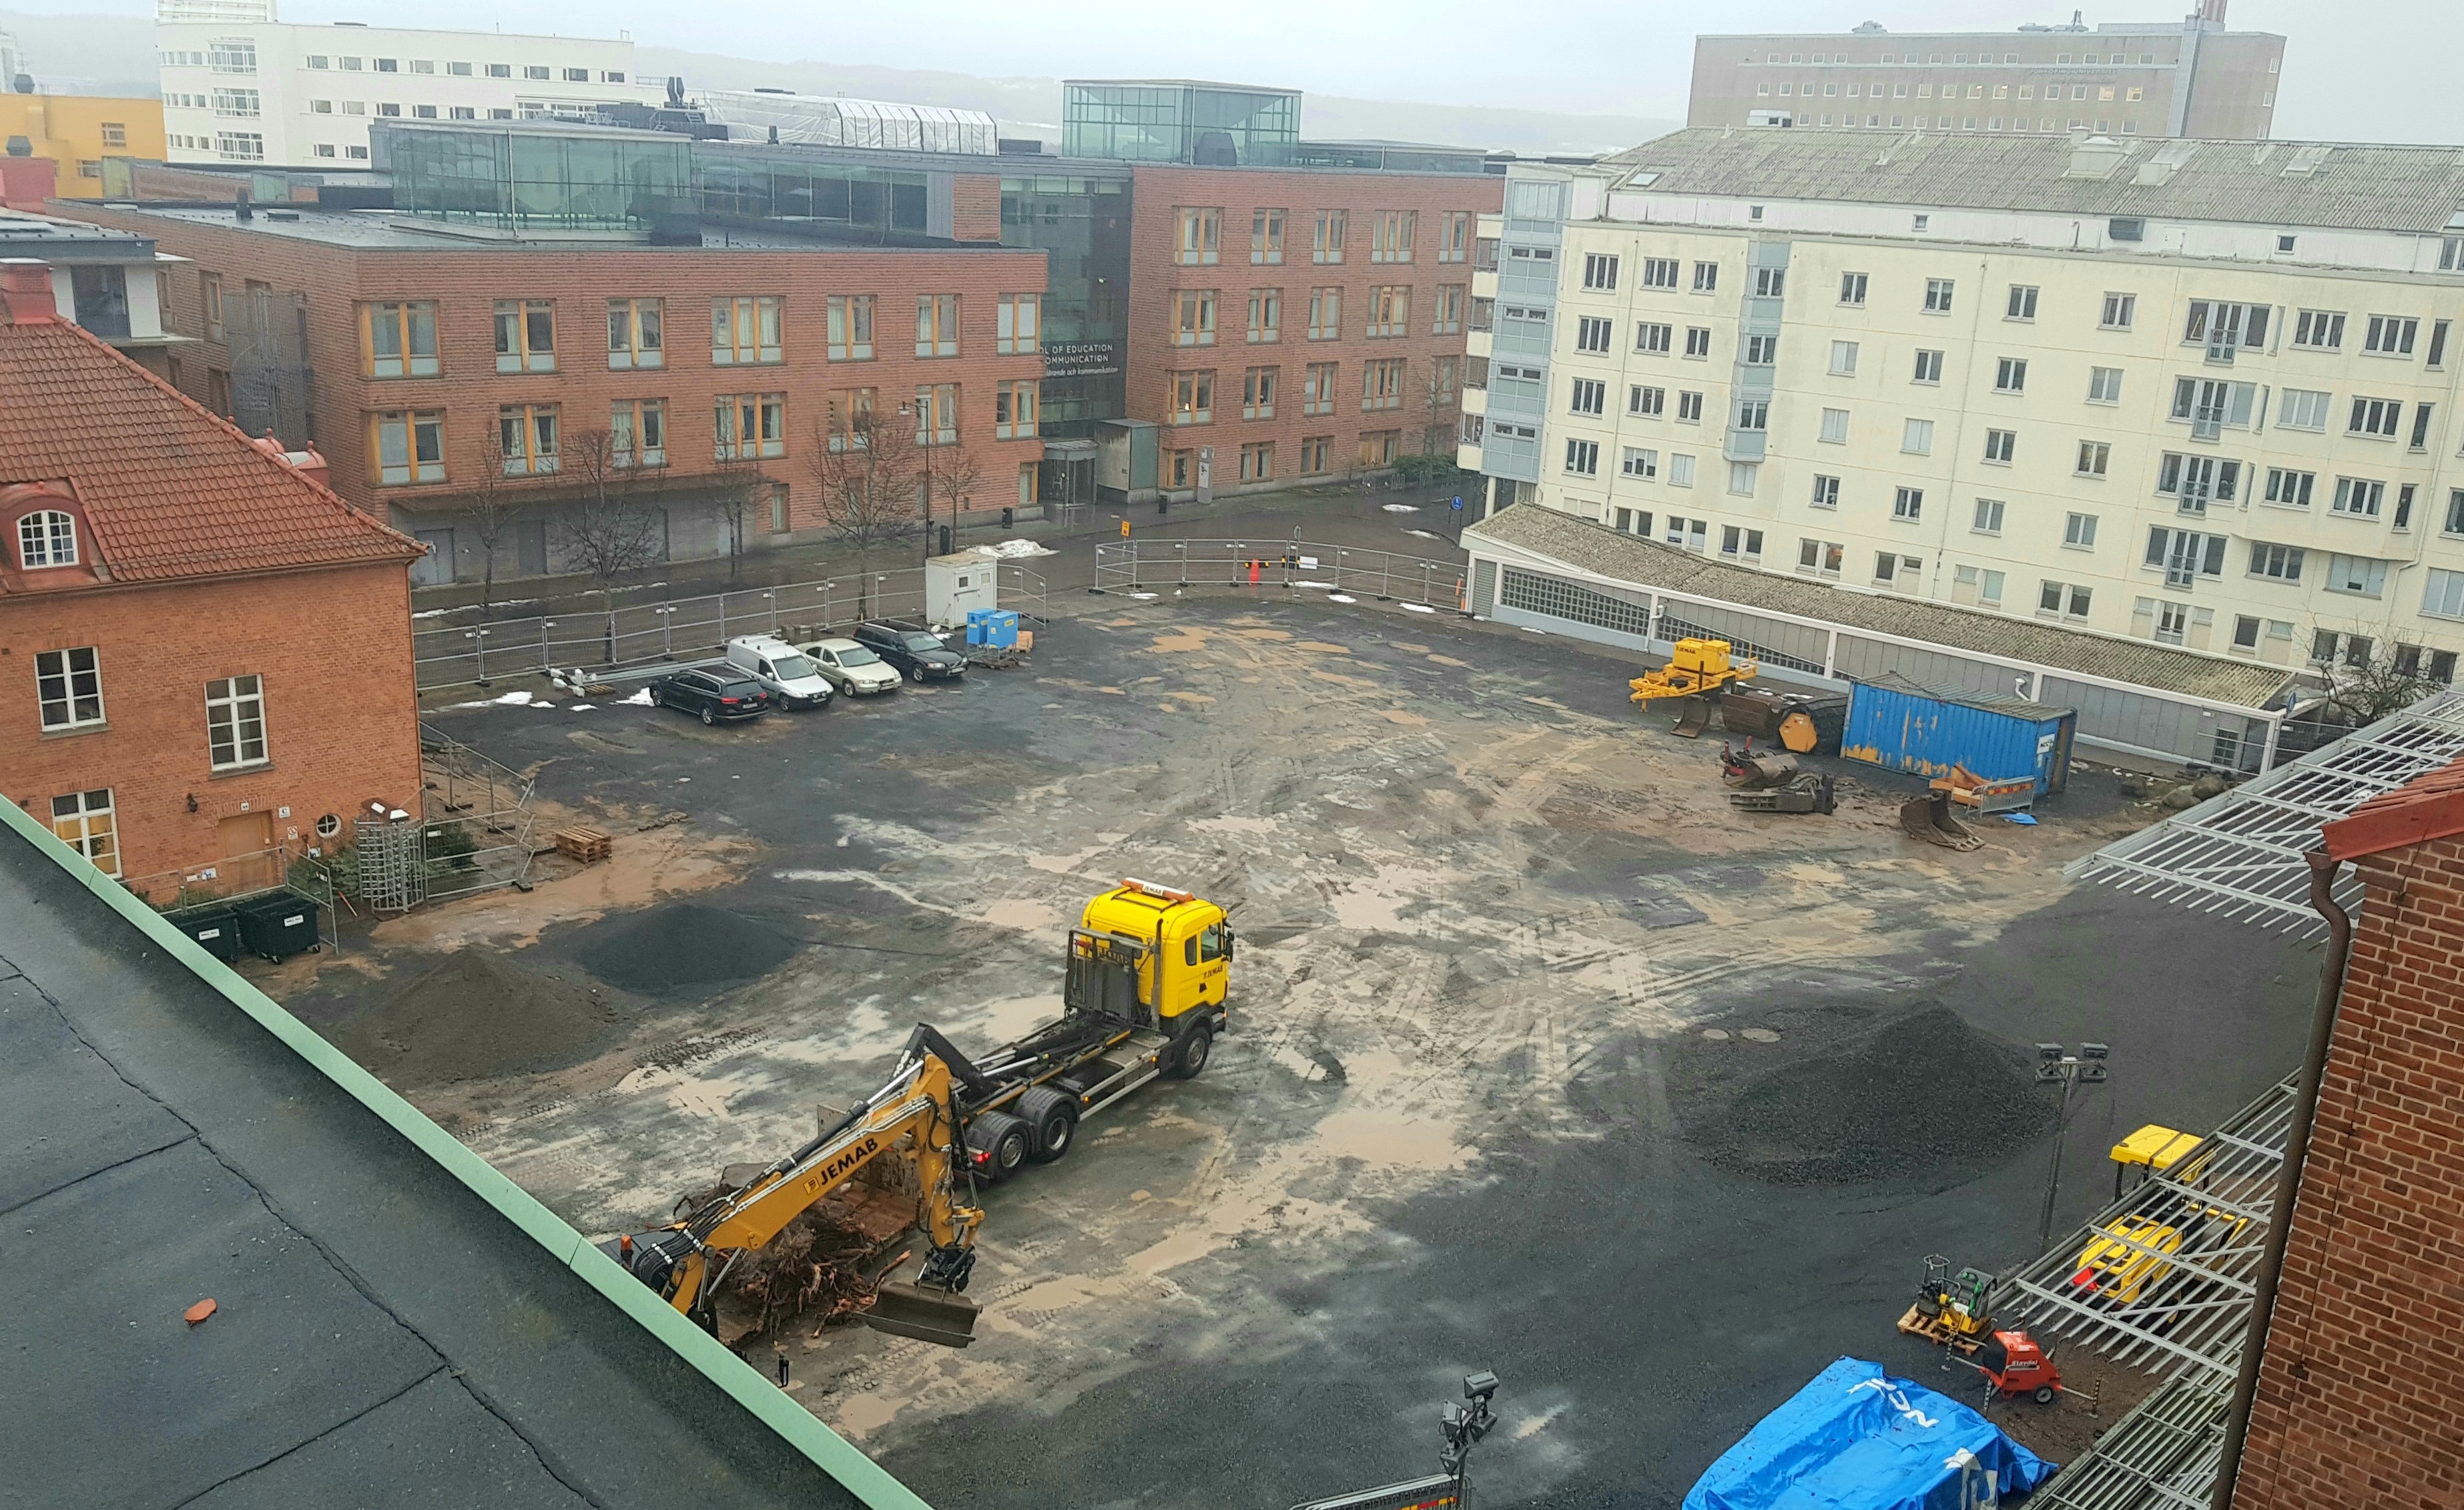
(2005, 284), (2038, 320)
(1893, 486), (1923, 521)
(1727, 462), (1759, 497)
(1839, 271), (1868, 306)
(1575, 316), (1613, 354)
(1737, 399), (1769, 431)
(1628, 384), (1664, 417)
(1620, 447), (1658, 479)
(1719, 525), (1765, 561)
(204, 673), (268, 770)
(1819, 408), (1849, 444)
(1636, 321), (1672, 354)
(2331, 477), (2386, 517)
(1911, 349), (1943, 383)
(1668, 453), (1697, 487)
(2324, 554), (2389, 597)
(17, 509), (76, 567)
(1873, 551), (1923, 585)
(1982, 429), (2016, 464)
(2248, 542), (2305, 582)
(2278, 389), (2332, 431)
(2264, 468), (2315, 509)
(48, 788), (117, 876)
(2038, 581), (2094, 621)
(1564, 438), (1599, 476)
(2087, 366), (2123, 404)
(1581, 253), (1619, 291)
(2349, 396), (2403, 437)
(2100, 292), (2135, 329)
(1829, 340), (1858, 375)
(2292, 310), (2345, 350)
(1684, 326), (1712, 358)
(1676, 391), (1704, 423)
(2076, 441), (2110, 477)
(1951, 565), (2006, 607)
(1570, 378), (1606, 416)
(1810, 475), (1839, 508)
(1745, 335), (1779, 366)
(35, 646), (104, 730)
(1902, 417), (1934, 454)
(1922, 278), (1955, 313)
(1972, 497), (2006, 533)
(1994, 357), (2028, 393)
(2423, 567), (2464, 620)
(1797, 538), (1845, 578)
(1640, 258), (1679, 288)
(2363, 314), (2419, 356)
(2064, 513), (2098, 549)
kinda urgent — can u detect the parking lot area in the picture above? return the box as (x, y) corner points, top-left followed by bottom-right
(276, 591), (2317, 1509)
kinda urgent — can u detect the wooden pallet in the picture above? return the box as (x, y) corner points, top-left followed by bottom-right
(1897, 1304), (1989, 1355)
(553, 825), (613, 864)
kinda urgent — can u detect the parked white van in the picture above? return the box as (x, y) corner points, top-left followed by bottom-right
(723, 636), (834, 710)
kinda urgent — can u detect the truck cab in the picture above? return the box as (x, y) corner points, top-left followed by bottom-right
(1070, 879), (1231, 1048)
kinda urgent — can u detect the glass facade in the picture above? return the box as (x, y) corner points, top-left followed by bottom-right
(1289, 141), (1496, 176)
(1000, 173), (1133, 438)
(1060, 82), (1299, 166)
(388, 127), (693, 232)
(698, 148), (931, 236)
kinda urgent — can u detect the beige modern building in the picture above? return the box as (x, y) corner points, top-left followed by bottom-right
(1460, 128), (2464, 697)
(1689, 5), (2283, 140)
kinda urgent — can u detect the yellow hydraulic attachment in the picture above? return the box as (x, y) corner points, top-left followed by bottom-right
(1628, 638), (1757, 704)
(608, 1042), (988, 1347)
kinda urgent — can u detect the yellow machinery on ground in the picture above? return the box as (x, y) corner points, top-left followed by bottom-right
(607, 1043), (988, 1346)
(1899, 1254), (1999, 1352)
(2110, 1123), (2204, 1200)
(1630, 638), (1757, 737)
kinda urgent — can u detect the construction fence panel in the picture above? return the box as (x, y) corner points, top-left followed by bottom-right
(1090, 541), (1462, 607)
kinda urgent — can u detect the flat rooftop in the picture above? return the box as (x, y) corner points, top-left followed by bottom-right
(95, 203), (1045, 254)
(0, 800), (909, 1509)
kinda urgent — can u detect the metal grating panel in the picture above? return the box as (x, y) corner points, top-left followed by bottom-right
(2064, 685), (2464, 935)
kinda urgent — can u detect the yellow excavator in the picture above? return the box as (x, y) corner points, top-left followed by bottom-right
(603, 1031), (989, 1348)
(1629, 638), (1758, 737)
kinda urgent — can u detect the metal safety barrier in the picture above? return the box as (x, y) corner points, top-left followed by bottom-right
(1093, 539), (1465, 607)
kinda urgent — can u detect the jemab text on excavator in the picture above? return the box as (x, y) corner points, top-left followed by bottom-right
(599, 879), (1235, 1346)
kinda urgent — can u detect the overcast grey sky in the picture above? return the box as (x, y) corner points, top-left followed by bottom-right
(40, 0), (2464, 144)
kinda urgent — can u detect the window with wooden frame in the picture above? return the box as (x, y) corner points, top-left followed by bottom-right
(1299, 435), (1333, 474)
(1432, 284), (1464, 335)
(1247, 288), (1281, 343)
(713, 394), (786, 460)
(1252, 208), (1285, 265)
(1303, 362), (1338, 417)
(1370, 210), (1416, 263)
(497, 403), (559, 473)
(1313, 209), (1346, 264)
(1357, 429), (1400, 468)
(370, 409), (444, 485)
(713, 296), (784, 365)
(611, 399), (665, 468)
(1240, 441), (1273, 481)
(1177, 207), (1221, 266)
(996, 294), (1040, 354)
(1367, 285), (1411, 338)
(204, 674), (268, 770)
(200, 272), (226, 342)
(1361, 357), (1405, 411)
(1170, 370), (1215, 426)
(49, 788), (117, 876)
(360, 300), (437, 378)
(915, 294), (959, 357)
(828, 294), (874, 360)
(607, 297), (662, 369)
(914, 384), (958, 445)
(995, 380), (1038, 440)
(1307, 287), (1341, 341)
(1173, 290), (1217, 347)
(828, 388), (876, 452)
(492, 298), (554, 372)
(1438, 211), (1471, 263)
(1243, 366), (1277, 420)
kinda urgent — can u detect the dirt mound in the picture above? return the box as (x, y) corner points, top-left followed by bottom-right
(333, 951), (623, 1087)
(1682, 1005), (2055, 1186)
(574, 902), (798, 994)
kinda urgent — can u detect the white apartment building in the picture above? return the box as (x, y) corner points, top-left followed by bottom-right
(1463, 128), (2464, 696)
(155, 0), (651, 167)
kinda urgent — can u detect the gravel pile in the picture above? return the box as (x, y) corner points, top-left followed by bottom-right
(332, 951), (622, 1086)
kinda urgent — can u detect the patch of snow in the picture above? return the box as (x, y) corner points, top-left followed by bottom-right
(412, 608), (454, 619)
(1402, 602), (1436, 613)
(1381, 503), (1419, 513)
(448, 699), (494, 710)
(492, 690), (535, 706)
(1291, 579), (1339, 589)
(982, 538), (1056, 559)
(1129, 591), (1159, 600)
(1404, 529), (1443, 540)
(1522, 625), (1548, 635)
(567, 703), (597, 711)
(1328, 593), (1357, 604)
(621, 688), (655, 706)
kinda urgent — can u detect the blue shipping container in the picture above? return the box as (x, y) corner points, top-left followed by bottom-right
(1842, 672), (2077, 794)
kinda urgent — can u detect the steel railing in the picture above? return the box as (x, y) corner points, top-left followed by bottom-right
(1093, 539), (1464, 607)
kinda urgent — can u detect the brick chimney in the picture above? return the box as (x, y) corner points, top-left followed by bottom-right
(0, 258), (56, 324)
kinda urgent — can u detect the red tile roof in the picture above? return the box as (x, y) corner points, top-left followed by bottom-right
(0, 317), (420, 585)
(2321, 754), (2464, 861)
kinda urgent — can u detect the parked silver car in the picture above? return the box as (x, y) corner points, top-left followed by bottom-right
(796, 636), (902, 696)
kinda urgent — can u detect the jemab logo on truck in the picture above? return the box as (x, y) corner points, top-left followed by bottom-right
(808, 1136), (882, 1189)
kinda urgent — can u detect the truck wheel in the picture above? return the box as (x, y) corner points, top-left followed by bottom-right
(966, 1110), (1032, 1181)
(1164, 1023), (1213, 1080)
(1018, 1086), (1080, 1164)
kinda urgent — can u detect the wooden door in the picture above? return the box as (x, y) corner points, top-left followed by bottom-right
(217, 811), (276, 892)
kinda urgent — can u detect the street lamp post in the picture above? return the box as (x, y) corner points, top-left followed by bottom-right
(2036, 1041), (2111, 1252)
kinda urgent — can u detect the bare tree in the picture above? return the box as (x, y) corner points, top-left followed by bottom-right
(808, 402), (924, 568)
(458, 424), (528, 618)
(2313, 619), (2441, 724)
(917, 428), (985, 564)
(1417, 354), (1462, 459)
(555, 427), (664, 664)
(710, 458), (773, 587)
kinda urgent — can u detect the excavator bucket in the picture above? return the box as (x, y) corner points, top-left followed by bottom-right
(1670, 696), (1714, 738)
(862, 1283), (981, 1348)
(1899, 790), (1983, 852)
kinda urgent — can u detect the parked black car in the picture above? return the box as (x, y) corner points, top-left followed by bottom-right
(646, 668), (772, 724)
(853, 620), (968, 683)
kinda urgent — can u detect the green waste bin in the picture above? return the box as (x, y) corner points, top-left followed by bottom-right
(165, 904), (243, 963)
(234, 891), (321, 962)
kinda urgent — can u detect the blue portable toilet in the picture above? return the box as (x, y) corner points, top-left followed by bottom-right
(1842, 672), (2077, 794)
(966, 608), (1020, 648)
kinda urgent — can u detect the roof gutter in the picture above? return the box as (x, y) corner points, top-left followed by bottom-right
(2208, 845), (2351, 1510)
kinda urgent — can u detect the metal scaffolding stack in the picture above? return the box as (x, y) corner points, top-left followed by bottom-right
(2064, 685), (2464, 937)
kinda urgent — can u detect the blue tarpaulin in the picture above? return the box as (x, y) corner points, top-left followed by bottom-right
(1684, 1358), (2056, 1510)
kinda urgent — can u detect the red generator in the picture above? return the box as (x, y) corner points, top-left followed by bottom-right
(1976, 1329), (2062, 1404)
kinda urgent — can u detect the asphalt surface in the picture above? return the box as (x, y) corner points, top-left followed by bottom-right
(288, 591), (2315, 1510)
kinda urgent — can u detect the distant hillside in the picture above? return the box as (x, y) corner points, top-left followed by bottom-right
(635, 46), (1675, 158)
(0, 13), (1675, 158)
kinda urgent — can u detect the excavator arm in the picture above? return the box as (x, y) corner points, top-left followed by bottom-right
(623, 1051), (987, 1346)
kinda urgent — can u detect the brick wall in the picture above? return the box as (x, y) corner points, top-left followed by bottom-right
(73, 207), (1050, 552)
(1, 561), (420, 890)
(950, 172), (1003, 244)
(1125, 165), (1501, 494)
(2232, 832), (2464, 1509)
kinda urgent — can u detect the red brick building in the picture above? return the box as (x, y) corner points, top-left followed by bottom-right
(0, 259), (424, 894)
(1125, 165), (1499, 495)
(73, 202), (1048, 585)
(2231, 764), (2464, 1509)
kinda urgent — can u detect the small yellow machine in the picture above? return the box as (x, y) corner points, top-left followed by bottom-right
(1629, 638), (1758, 737)
(1899, 1254), (1998, 1352)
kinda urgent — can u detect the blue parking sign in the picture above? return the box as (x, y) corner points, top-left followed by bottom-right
(1450, 495), (1464, 511)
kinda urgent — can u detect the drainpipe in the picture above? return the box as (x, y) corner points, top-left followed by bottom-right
(2209, 845), (2353, 1510)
